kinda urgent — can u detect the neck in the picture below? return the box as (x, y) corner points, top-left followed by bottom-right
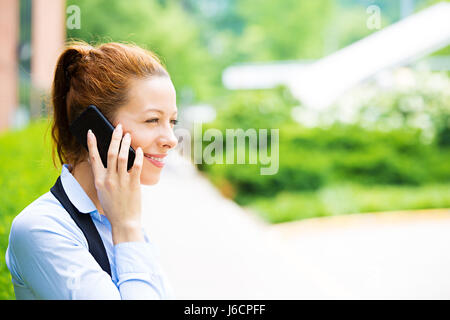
(69, 161), (105, 215)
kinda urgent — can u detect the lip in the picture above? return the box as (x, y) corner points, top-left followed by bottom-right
(144, 153), (166, 168)
(144, 153), (167, 158)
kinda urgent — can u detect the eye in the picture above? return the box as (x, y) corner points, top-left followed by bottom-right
(145, 118), (178, 126)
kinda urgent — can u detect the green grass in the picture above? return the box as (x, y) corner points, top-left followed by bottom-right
(0, 119), (59, 300)
(246, 183), (450, 224)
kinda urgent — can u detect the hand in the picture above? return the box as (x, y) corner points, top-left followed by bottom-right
(87, 123), (145, 244)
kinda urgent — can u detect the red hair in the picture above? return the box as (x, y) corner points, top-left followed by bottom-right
(50, 40), (168, 169)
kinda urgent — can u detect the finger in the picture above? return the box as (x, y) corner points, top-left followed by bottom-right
(118, 132), (131, 174)
(106, 123), (123, 175)
(86, 129), (105, 178)
(130, 146), (143, 183)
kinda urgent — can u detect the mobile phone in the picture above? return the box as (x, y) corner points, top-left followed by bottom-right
(69, 105), (136, 171)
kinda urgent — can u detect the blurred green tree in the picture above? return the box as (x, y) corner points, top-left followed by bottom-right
(235, 0), (335, 60)
(66, 0), (220, 104)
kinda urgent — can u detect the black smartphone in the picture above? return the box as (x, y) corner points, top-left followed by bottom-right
(69, 105), (136, 171)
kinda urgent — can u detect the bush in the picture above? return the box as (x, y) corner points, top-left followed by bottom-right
(205, 86), (299, 131)
(332, 69), (450, 147)
(0, 119), (59, 300)
(249, 183), (450, 224)
(201, 114), (450, 200)
(198, 86), (450, 221)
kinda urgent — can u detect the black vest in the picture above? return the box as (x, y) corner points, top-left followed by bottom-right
(50, 176), (112, 277)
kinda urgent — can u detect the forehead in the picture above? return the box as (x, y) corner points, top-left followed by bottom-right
(122, 76), (177, 115)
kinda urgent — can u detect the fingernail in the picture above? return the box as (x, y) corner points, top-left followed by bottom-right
(116, 123), (122, 131)
(87, 129), (92, 137)
(124, 132), (130, 139)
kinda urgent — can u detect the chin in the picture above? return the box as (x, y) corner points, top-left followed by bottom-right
(139, 170), (161, 185)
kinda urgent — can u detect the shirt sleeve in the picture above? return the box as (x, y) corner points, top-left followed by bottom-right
(114, 241), (168, 299)
(7, 210), (168, 300)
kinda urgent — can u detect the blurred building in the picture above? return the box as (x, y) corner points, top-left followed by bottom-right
(0, 0), (19, 132)
(0, 0), (65, 132)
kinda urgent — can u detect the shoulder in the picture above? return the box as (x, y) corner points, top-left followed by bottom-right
(8, 191), (87, 253)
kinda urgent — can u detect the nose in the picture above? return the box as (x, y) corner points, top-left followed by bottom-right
(158, 125), (178, 150)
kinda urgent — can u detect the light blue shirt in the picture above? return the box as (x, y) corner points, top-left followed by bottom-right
(5, 164), (175, 300)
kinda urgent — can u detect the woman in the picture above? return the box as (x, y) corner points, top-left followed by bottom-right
(5, 41), (178, 299)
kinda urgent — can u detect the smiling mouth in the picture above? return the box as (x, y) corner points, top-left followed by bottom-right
(144, 154), (166, 168)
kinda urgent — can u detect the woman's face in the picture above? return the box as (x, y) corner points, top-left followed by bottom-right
(112, 76), (178, 185)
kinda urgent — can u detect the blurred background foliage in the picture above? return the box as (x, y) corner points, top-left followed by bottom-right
(11, 0), (450, 225)
(198, 83), (450, 223)
(0, 119), (57, 299)
(64, 0), (410, 103)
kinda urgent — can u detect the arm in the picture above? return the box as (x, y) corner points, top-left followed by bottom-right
(10, 212), (120, 300)
(9, 212), (166, 300)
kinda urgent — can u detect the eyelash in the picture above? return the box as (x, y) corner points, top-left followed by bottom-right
(146, 118), (179, 125)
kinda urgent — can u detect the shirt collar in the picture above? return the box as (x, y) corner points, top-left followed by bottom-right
(60, 163), (98, 214)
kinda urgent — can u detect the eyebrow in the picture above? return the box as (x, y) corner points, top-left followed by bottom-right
(144, 107), (177, 116)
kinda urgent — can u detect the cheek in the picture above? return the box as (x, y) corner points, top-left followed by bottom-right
(128, 130), (161, 185)
(130, 133), (147, 150)
(130, 130), (157, 151)
(139, 159), (162, 185)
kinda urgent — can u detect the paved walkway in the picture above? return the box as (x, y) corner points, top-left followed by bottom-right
(141, 152), (450, 299)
